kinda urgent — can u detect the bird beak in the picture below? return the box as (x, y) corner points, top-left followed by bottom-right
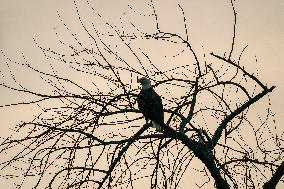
(137, 76), (141, 83)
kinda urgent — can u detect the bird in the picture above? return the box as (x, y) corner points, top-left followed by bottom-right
(137, 77), (164, 132)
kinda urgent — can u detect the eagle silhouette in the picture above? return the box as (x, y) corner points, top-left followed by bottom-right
(137, 77), (164, 132)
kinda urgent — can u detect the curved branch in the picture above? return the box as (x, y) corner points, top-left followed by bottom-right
(211, 86), (275, 148)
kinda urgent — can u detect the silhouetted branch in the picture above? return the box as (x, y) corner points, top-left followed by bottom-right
(263, 161), (284, 189)
(0, 1), (281, 188)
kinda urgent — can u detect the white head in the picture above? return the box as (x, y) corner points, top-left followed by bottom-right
(137, 77), (152, 90)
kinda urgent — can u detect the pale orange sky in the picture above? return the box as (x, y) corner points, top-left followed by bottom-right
(0, 0), (283, 188)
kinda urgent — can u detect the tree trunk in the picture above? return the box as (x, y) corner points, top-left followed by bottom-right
(177, 132), (230, 189)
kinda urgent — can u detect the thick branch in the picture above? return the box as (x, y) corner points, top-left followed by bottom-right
(263, 160), (284, 189)
(170, 131), (230, 189)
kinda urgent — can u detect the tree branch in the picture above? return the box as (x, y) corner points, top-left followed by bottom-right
(211, 86), (275, 148)
(263, 160), (284, 189)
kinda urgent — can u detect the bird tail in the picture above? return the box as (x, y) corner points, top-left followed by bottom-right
(152, 121), (162, 132)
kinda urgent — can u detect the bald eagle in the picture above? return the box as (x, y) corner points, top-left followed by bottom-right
(137, 77), (164, 132)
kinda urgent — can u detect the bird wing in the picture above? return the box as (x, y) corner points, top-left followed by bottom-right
(138, 89), (164, 123)
(151, 92), (164, 125)
(137, 92), (146, 114)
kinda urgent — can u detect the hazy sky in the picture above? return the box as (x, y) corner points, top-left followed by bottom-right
(0, 0), (283, 188)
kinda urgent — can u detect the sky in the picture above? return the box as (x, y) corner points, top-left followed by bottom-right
(0, 0), (283, 188)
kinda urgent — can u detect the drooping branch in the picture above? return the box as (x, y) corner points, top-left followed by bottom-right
(0, 1), (280, 189)
(97, 123), (151, 189)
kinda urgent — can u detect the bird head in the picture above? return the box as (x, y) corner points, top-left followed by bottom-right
(137, 77), (151, 90)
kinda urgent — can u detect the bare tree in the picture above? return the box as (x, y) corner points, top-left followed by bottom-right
(0, 0), (283, 188)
